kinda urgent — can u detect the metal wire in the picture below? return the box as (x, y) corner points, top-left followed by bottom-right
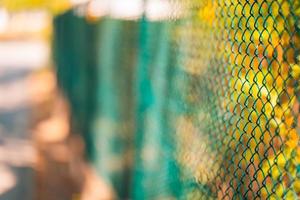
(53, 0), (300, 199)
(173, 0), (300, 199)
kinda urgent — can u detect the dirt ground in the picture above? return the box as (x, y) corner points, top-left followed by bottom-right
(29, 68), (115, 200)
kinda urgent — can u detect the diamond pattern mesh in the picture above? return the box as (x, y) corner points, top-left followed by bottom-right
(172, 0), (300, 199)
(52, 0), (300, 199)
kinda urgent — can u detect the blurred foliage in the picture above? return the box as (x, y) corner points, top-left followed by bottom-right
(49, 0), (300, 199)
(0, 0), (71, 14)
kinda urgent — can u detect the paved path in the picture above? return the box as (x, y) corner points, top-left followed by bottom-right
(0, 68), (36, 200)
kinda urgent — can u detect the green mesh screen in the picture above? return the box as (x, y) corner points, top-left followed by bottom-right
(53, 0), (300, 199)
(53, 11), (98, 160)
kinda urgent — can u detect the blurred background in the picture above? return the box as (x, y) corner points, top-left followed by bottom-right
(0, 1), (114, 199)
(0, 0), (299, 200)
(0, 1), (178, 199)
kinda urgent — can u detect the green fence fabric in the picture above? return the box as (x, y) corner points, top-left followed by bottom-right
(133, 19), (181, 200)
(91, 18), (138, 198)
(53, 0), (300, 199)
(53, 10), (98, 159)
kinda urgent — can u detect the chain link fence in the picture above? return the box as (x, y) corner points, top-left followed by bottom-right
(53, 0), (300, 199)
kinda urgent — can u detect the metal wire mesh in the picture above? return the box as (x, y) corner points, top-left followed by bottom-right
(52, 0), (300, 199)
(171, 0), (300, 199)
